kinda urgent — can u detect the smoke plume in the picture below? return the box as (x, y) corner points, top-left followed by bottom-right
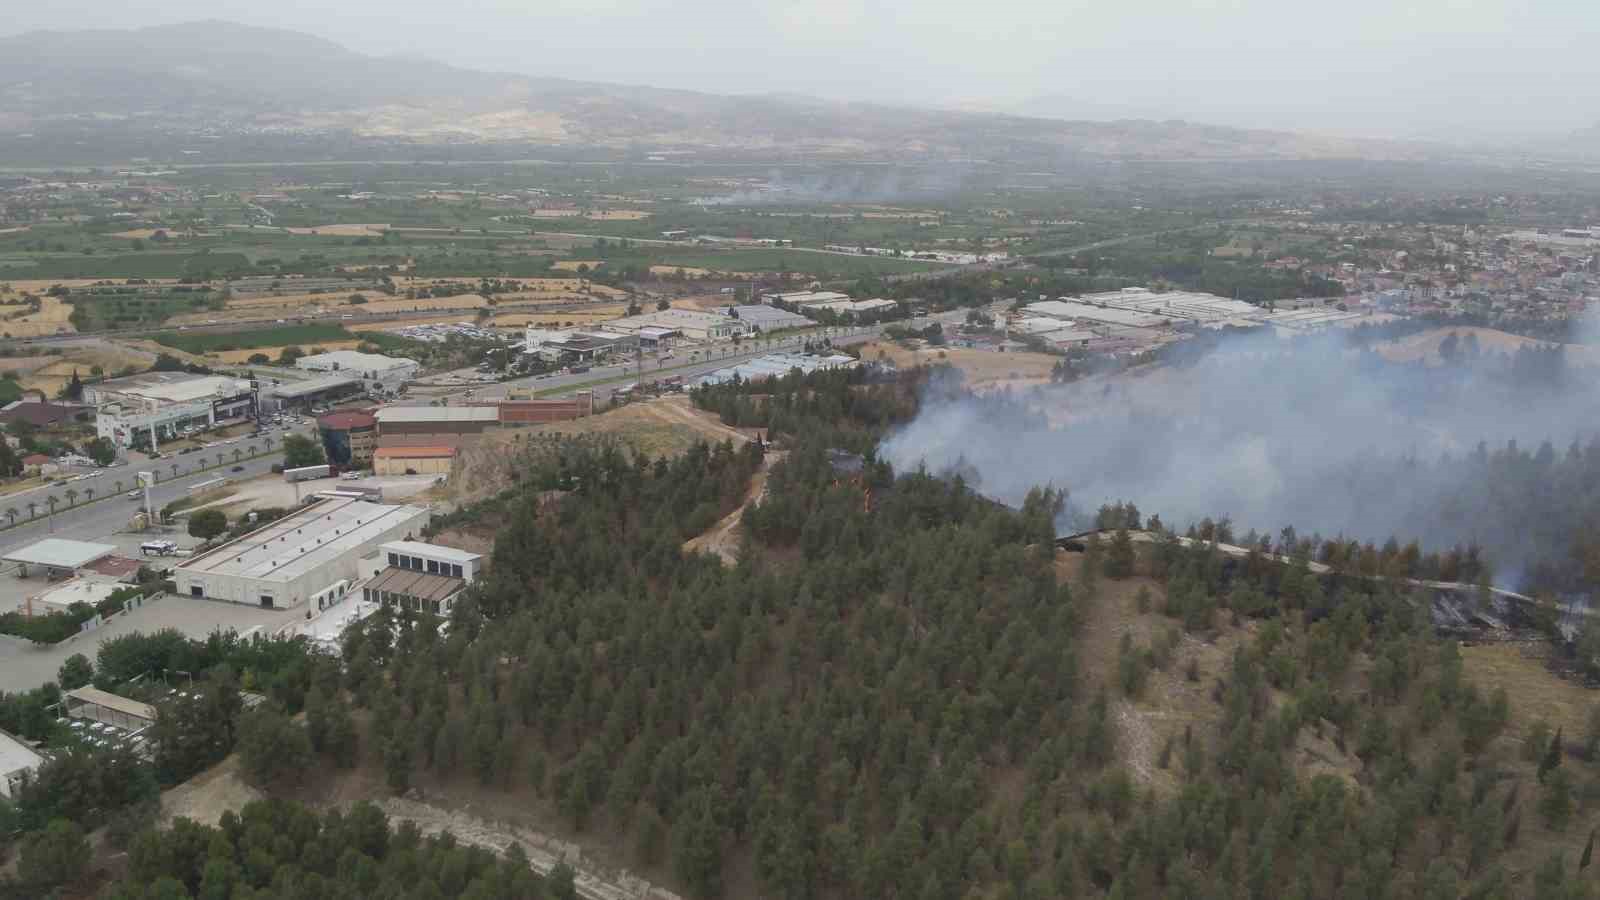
(881, 326), (1600, 587)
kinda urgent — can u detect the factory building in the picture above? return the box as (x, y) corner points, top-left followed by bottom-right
(374, 406), (500, 437)
(374, 445), (456, 476)
(264, 375), (363, 413)
(520, 328), (637, 362)
(295, 351), (418, 394)
(602, 308), (750, 341)
(318, 410), (378, 467)
(726, 305), (811, 331)
(89, 372), (256, 449)
(173, 496), (430, 608)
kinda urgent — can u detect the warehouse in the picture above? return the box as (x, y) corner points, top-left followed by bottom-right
(0, 729), (43, 799)
(358, 540), (483, 616)
(374, 445), (455, 476)
(603, 308), (750, 341)
(727, 305), (810, 331)
(173, 496), (430, 608)
(375, 405), (499, 437)
(295, 350), (419, 394)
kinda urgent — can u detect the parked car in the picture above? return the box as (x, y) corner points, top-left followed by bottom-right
(231, 466), (245, 473)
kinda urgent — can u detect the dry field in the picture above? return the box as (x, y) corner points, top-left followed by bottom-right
(490, 306), (627, 328)
(649, 265), (714, 277)
(587, 210), (651, 220)
(530, 209), (582, 218)
(550, 260), (604, 271)
(0, 296), (77, 338)
(0, 278), (177, 295)
(283, 223), (390, 237)
(18, 343), (154, 393)
(207, 339), (365, 364)
(108, 228), (168, 240)
(1376, 325), (1600, 366)
(857, 339), (1057, 387)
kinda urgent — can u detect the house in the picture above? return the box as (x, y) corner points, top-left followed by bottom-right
(20, 453), (51, 475)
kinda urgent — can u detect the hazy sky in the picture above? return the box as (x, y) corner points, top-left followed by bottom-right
(4, 0), (1598, 140)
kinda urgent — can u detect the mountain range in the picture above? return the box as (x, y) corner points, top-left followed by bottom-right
(0, 21), (1445, 164)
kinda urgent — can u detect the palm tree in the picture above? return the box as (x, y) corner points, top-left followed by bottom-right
(114, 480), (124, 494)
(171, 463), (179, 479)
(84, 487), (95, 503)
(4, 507), (16, 526)
(247, 444), (258, 458)
(26, 501), (37, 520)
(233, 448), (243, 463)
(264, 436), (275, 452)
(64, 488), (78, 508)
(45, 496), (58, 515)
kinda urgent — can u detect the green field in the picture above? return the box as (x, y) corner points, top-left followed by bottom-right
(0, 252), (253, 279)
(155, 323), (352, 353)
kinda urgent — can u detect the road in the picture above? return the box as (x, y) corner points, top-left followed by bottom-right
(0, 440), (297, 555)
(879, 224), (1215, 285)
(409, 326), (882, 406)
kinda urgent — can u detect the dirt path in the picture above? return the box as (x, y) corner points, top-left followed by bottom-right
(639, 396), (753, 445)
(377, 797), (683, 900)
(683, 450), (784, 565)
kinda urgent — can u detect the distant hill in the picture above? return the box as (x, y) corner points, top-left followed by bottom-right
(0, 21), (1432, 163)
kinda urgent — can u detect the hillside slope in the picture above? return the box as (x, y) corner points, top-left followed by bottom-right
(0, 21), (1435, 163)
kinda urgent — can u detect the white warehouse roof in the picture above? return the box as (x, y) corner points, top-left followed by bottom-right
(2, 538), (118, 569)
(176, 497), (429, 586)
(382, 540), (482, 564)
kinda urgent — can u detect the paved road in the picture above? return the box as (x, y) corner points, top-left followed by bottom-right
(406, 326), (881, 406)
(0, 441), (296, 555)
(879, 224), (1215, 285)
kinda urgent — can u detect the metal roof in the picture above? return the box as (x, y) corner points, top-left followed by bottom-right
(382, 540), (481, 565)
(176, 497), (429, 585)
(268, 374), (361, 399)
(2, 538), (118, 569)
(66, 687), (157, 723)
(374, 406), (498, 424)
(366, 567), (466, 604)
(297, 350), (415, 372)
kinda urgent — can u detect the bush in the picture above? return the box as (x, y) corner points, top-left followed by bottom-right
(57, 653), (93, 689)
(188, 508), (228, 541)
(18, 819), (89, 890)
(237, 706), (312, 788)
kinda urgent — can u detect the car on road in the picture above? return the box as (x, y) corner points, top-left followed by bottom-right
(231, 466), (245, 473)
(127, 490), (141, 500)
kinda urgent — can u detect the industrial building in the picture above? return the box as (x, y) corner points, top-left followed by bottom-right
(374, 405), (500, 436)
(763, 290), (852, 306)
(603, 308), (750, 341)
(520, 328), (637, 362)
(64, 687), (156, 732)
(173, 496), (430, 608)
(265, 374), (363, 413)
(374, 445), (456, 476)
(318, 410), (378, 466)
(359, 540), (482, 616)
(89, 372), (256, 449)
(694, 352), (857, 386)
(727, 305), (810, 331)
(295, 351), (418, 394)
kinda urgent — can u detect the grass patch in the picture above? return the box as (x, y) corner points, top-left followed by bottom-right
(0, 379), (21, 405)
(0, 252), (253, 279)
(655, 249), (949, 277)
(156, 323), (352, 353)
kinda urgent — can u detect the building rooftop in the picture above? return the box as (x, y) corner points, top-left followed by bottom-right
(297, 350), (415, 372)
(0, 729), (43, 781)
(374, 446), (457, 460)
(0, 401), (89, 427)
(374, 406), (498, 424)
(318, 410), (378, 430)
(366, 567), (466, 604)
(2, 538), (118, 570)
(176, 497), (428, 585)
(30, 577), (122, 610)
(382, 540), (482, 565)
(268, 374), (361, 399)
(92, 372), (250, 405)
(66, 686), (156, 723)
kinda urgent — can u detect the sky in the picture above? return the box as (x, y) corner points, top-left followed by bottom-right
(3, 0), (1598, 141)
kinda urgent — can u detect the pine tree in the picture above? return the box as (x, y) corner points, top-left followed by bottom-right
(1539, 727), (1563, 782)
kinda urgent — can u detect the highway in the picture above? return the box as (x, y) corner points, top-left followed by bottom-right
(409, 325), (882, 406)
(0, 438), (297, 555)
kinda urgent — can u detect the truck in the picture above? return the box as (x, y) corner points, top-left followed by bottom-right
(284, 464), (331, 483)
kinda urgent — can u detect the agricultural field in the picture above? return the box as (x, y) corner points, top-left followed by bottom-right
(856, 338), (1059, 388)
(155, 323), (352, 353)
